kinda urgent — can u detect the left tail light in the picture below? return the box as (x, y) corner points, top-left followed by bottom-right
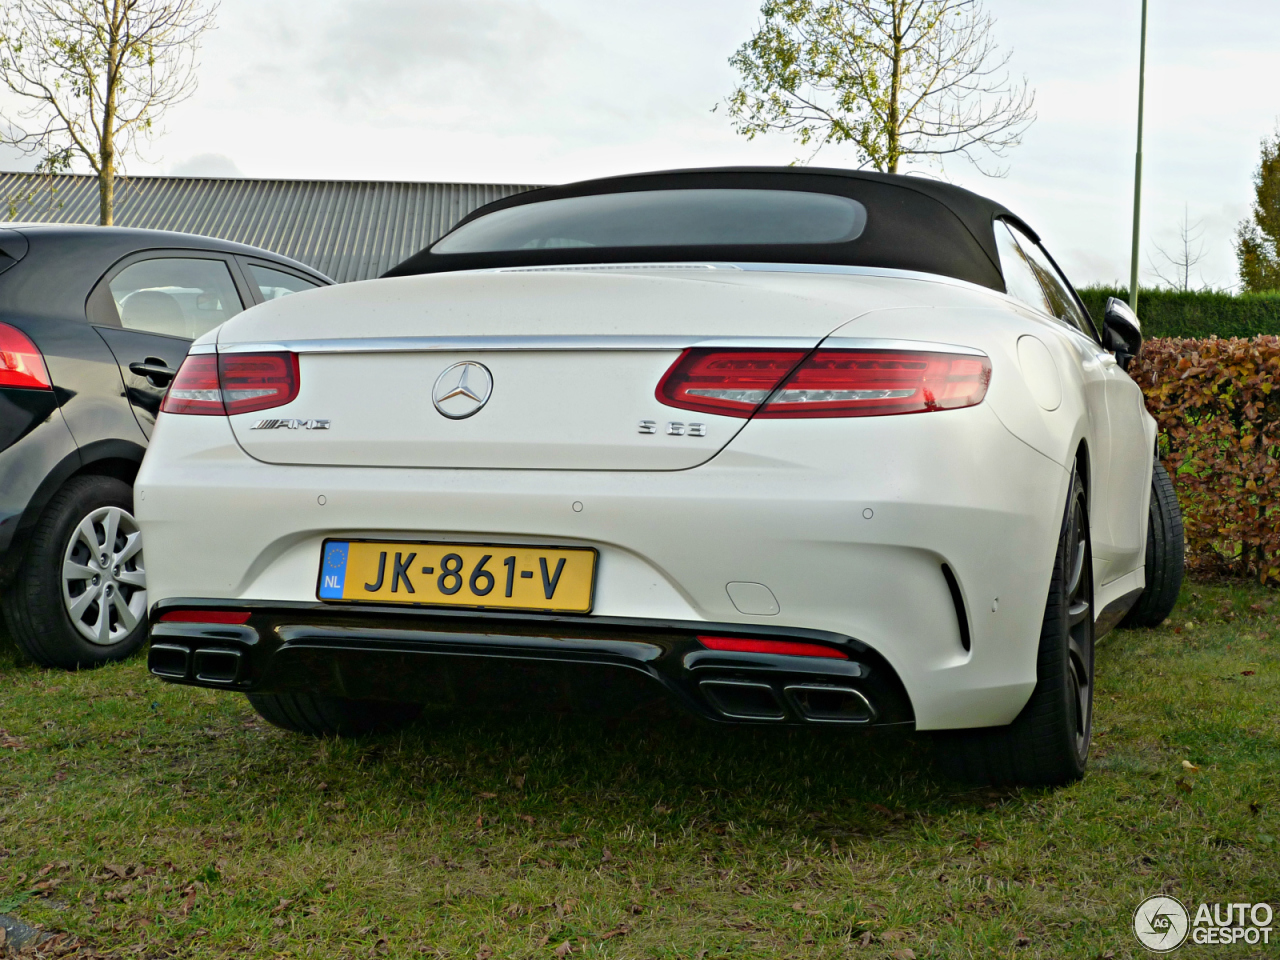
(161, 352), (299, 416)
(657, 348), (991, 418)
(0, 322), (52, 390)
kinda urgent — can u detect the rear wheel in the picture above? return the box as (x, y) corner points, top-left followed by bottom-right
(936, 466), (1094, 787)
(1118, 461), (1184, 628)
(3, 475), (147, 669)
(246, 692), (423, 738)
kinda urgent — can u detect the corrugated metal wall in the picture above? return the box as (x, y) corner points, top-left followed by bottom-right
(0, 172), (538, 282)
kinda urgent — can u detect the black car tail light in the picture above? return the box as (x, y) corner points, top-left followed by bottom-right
(0, 322), (52, 390)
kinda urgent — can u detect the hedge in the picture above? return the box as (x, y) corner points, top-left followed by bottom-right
(1078, 287), (1280, 340)
(1131, 336), (1280, 583)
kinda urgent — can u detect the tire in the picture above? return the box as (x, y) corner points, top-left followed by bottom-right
(936, 466), (1095, 787)
(1118, 461), (1184, 628)
(2, 475), (147, 669)
(246, 692), (422, 738)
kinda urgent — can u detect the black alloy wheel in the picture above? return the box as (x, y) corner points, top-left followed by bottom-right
(246, 692), (423, 738)
(1119, 461), (1185, 628)
(937, 465), (1095, 786)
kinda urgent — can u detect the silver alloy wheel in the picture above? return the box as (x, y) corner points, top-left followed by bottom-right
(60, 505), (147, 645)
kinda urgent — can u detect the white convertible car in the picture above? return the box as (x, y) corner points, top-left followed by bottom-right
(138, 168), (1183, 786)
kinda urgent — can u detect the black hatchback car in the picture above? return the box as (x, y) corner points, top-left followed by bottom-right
(0, 224), (330, 668)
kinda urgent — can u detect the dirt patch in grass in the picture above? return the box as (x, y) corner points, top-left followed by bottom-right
(1, 582), (1277, 959)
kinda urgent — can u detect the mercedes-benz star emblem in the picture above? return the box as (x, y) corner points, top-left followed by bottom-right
(432, 361), (493, 419)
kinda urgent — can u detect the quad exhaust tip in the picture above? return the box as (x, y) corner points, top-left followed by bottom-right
(149, 644), (243, 685)
(698, 679), (877, 723)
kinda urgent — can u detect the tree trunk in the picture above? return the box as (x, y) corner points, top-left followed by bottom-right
(887, 1), (904, 174)
(98, 161), (114, 226)
(99, 1), (121, 226)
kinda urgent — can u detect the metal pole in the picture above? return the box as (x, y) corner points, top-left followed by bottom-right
(1129, 0), (1149, 311)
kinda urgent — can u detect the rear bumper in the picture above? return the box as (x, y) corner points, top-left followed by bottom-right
(146, 600), (915, 728)
(138, 405), (1072, 730)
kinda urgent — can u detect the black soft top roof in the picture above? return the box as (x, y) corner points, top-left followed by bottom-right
(384, 166), (1035, 293)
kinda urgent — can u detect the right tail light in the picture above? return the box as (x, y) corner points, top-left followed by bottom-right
(657, 347), (990, 419)
(162, 352), (299, 416)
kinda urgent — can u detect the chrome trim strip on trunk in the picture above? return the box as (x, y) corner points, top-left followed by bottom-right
(820, 337), (988, 357)
(217, 335), (824, 355)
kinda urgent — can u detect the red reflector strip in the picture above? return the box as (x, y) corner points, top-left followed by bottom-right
(159, 610), (252, 624)
(0, 322), (52, 390)
(656, 349), (808, 418)
(758, 350), (991, 418)
(698, 635), (848, 659)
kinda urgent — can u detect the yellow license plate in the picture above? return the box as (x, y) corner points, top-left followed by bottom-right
(317, 540), (597, 613)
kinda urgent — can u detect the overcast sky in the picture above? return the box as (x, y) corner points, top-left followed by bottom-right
(2, 0), (1278, 289)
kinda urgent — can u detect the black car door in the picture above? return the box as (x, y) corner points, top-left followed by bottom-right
(88, 252), (253, 437)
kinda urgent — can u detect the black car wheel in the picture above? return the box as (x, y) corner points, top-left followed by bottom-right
(1118, 461), (1185, 629)
(936, 465), (1094, 787)
(246, 692), (423, 738)
(3, 475), (147, 669)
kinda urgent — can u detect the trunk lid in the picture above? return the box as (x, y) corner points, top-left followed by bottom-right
(217, 266), (911, 470)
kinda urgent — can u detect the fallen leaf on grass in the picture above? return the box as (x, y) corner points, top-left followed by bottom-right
(478, 792), (497, 800)
(892, 950), (916, 960)
(1175, 778), (1194, 794)
(599, 924), (630, 941)
(0, 730), (27, 751)
(1015, 934), (1031, 947)
(514, 775), (526, 789)
(324, 882), (338, 892)
(1242, 670), (1256, 676)
(973, 839), (991, 850)
(179, 886), (197, 915)
(600, 847), (613, 863)
(476, 946), (493, 960)
(734, 883), (753, 895)
(857, 931), (873, 947)
(553, 941), (573, 957)
(628, 903), (644, 915)
(1182, 760), (1200, 772)
(271, 898), (292, 915)
(880, 930), (907, 942)
(519, 814), (535, 825)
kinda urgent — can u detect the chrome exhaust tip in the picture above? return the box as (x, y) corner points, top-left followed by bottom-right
(784, 684), (877, 724)
(699, 679), (787, 721)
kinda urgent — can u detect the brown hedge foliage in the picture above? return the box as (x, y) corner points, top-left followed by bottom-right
(1131, 336), (1280, 583)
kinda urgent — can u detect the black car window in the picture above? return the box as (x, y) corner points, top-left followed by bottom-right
(248, 264), (321, 302)
(108, 258), (243, 340)
(431, 189), (869, 252)
(1004, 223), (1091, 337)
(994, 221), (1052, 316)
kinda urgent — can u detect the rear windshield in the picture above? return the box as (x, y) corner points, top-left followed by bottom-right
(431, 189), (869, 253)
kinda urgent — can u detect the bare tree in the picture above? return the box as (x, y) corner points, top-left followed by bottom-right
(1150, 204), (1208, 293)
(0, 0), (218, 225)
(726, 0), (1035, 175)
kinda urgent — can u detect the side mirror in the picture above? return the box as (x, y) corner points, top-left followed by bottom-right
(1103, 297), (1142, 368)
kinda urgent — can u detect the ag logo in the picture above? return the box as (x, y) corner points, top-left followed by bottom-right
(1133, 895), (1190, 952)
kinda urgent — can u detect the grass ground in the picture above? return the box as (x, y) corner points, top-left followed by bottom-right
(0, 581), (1277, 960)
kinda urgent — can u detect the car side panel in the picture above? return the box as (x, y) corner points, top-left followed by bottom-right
(0, 406), (79, 578)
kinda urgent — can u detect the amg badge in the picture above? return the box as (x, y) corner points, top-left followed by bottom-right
(250, 418), (331, 430)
